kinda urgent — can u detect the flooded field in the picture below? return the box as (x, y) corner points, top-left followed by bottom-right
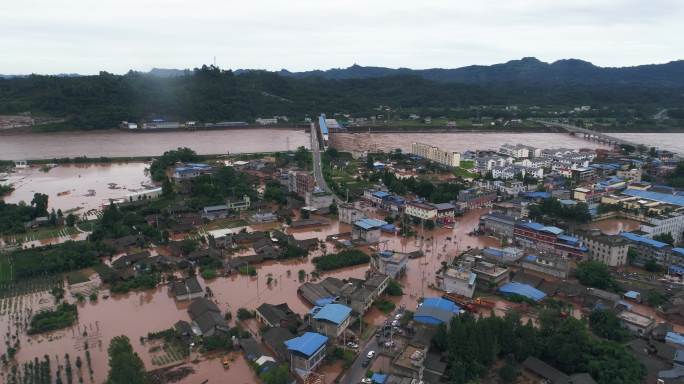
(3, 162), (151, 213)
(330, 131), (610, 153)
(0, 128), (310, 160)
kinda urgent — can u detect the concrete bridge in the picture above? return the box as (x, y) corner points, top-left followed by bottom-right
(533, 119), (641, 148)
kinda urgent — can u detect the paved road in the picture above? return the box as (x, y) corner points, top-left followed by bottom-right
(309, 122), (341, 201)
(339, 337), (379, 384)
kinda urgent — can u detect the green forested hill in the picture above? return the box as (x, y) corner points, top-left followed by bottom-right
(0, 64), (682, 130)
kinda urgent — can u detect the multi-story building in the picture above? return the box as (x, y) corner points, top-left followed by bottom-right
(411, 142), (461, 167)
(514, 221), (588, 258)
(616, 167), (642, 182)
(620, 232), (671, 266)
(639, 211), (684, 244)
(338, 203), (364, 224)
(521, 254), (570, 279)
(574, 229), (630, 267)
(457, 188), (496, 210)
(287, 171), (315, 197)
(479, 212), (516, 238)
(285, 332), (328, 380)
(500, 144), (530, 159)
(437, 267), (477, 298)
(373, 250), (409, 279)
(310, 303), (352, 338)
(405, 201), (437, 221)
(461, 256), (510, 287)
(433, 203), (456, 224)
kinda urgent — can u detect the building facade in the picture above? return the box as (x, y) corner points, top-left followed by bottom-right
(411, 142), (461, 167)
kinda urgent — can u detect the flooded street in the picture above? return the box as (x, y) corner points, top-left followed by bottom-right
(3, 162), (151, 213)
(330, 131), (610, 153)
(0, 129), (310, 160)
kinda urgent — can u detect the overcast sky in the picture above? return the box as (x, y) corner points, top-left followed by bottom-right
(1, 0), (682, 74)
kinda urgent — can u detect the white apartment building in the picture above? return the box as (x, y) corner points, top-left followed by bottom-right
(640, 212), (684, 244)
(405, 201), (437, 220)
(411, 142), (461, 167)
(500, 144), (530, 159)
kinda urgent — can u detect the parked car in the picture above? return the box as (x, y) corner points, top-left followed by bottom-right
(361, 358), (370, 367)
(361, 379), (373, 384)
(347, 342), (359, 349)
(391, 320), (399, 327)
(367, 350), (376, 359)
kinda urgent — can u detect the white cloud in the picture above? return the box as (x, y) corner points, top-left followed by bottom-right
(0, 0), (681, 74)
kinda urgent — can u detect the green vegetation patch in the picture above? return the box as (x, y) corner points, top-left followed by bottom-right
(66, 270), (90, 285)
(312, 250), (370, 271)
(28, 303), (78, 334)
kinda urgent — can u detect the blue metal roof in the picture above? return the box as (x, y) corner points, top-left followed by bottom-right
(414, 297), (460, 325)
(371, 373), (388, 384)
(422, 297), (459, 312)
(353, 218), (387, 230)
(524, 255), (537, 262)
(483, 247), (504, 258)
(557, 234), (580, 244)
(624, 291), (640, 299)
(380, 224), (397, 232)
(670, 265), (684, 275)
(499, 282), (546, 302)
(372, 191), (391, 199)
(542, 226), (564, 235)
(673, 248), (684, 256)
(667, 332), (684, 347)
(521, 222), (545, 231)
(622, 189), (684, 207)
(312, 303), (351, 325)
(520, 191), (551, 199)
(319, 115), (329, 135)
(620, 232), (668, 249)
(285, 332), (328, 357)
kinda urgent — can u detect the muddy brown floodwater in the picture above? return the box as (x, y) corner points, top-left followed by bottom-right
(583, 218), (642, 235)
(0, 129), (311, 160)
(2, 208), (681, 383)
(330, 132), (610, 153)
(3, 162), (152, 213)
(0, 208), (498, 383)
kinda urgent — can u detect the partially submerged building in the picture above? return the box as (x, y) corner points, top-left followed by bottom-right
(285, 332), (328, 380)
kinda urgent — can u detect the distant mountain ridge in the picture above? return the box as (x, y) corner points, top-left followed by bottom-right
(272, 57), (684, 87)
(3, 57), (684, 87)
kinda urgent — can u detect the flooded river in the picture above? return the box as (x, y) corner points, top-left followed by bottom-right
(330, 131), (610, 153)
(609, 132), (684, 154)
(0, 129), (310, 160)
(2, 130), (679, 161)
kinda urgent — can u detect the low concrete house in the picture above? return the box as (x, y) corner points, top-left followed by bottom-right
(171, 276), (204, 301)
